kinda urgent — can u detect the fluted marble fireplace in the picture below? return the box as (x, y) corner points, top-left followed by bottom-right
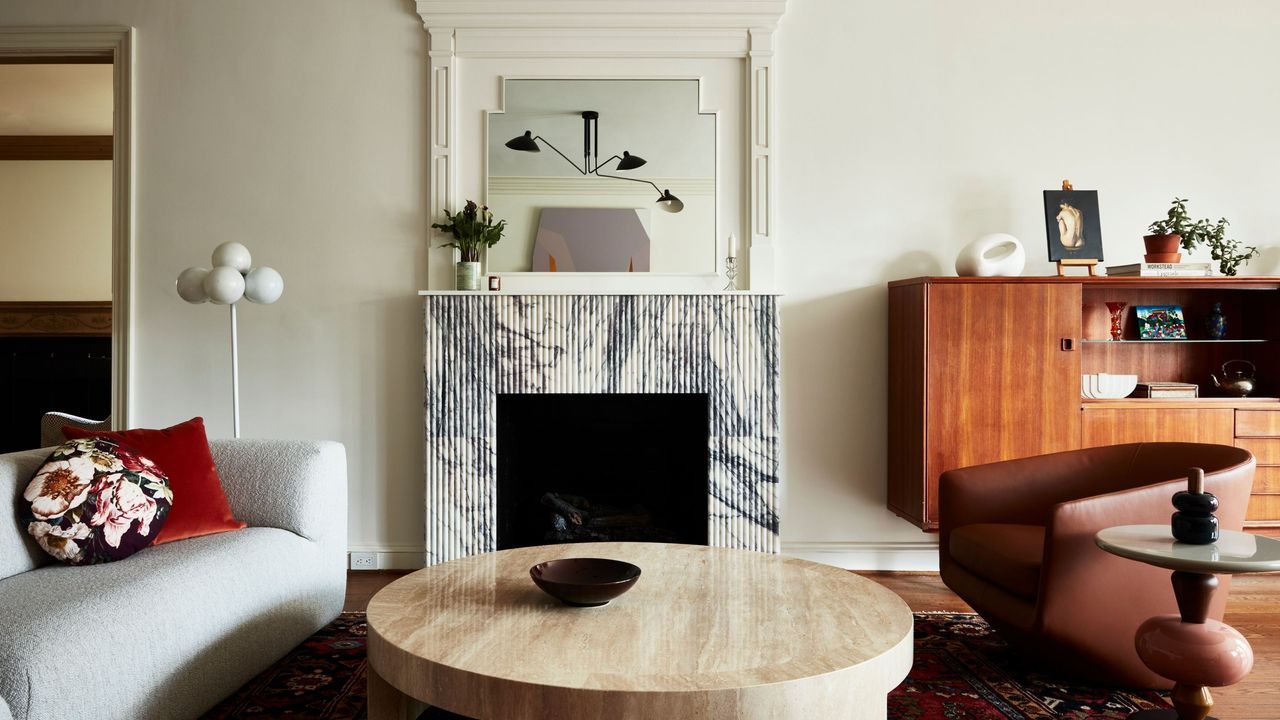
(422, 292), (780, 565)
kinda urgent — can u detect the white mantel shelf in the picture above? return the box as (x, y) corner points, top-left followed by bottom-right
(418, 290), (780, 296)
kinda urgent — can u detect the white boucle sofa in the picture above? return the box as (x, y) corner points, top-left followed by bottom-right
(0, 440), (347, 720)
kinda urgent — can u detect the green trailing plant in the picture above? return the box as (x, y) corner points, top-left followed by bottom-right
(431, 200), (507, 262)
(1203, 217), (1258, 277)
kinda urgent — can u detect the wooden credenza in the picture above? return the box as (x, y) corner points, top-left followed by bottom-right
(888, 276), (1280, 534)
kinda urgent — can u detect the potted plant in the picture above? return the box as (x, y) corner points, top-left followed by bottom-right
(1144, 197), (1194, 260)
(432, 200), (506, 291)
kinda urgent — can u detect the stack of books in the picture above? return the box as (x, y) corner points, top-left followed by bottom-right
(1106, 262), (1213, 277)
(1135, 382), (1199, 398)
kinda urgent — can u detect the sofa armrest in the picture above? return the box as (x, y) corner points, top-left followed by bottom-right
(209, 440), (347, 550)
(0, 693), (12, 720)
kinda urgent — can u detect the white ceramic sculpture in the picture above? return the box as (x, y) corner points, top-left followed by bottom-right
(1080, 373), (1139, 399)
(954, 233), (1026, 277)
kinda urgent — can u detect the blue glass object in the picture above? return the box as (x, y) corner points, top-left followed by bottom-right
(1207, 302), (1227, 340)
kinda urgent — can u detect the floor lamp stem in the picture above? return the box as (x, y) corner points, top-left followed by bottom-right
(230, 303), (241, 439)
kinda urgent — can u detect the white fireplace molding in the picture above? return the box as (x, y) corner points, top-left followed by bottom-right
(416, 0), (786, 292)
(422, 292), (781, 564)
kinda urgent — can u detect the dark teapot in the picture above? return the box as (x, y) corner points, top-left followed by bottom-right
(1211, 359), (1256, 398)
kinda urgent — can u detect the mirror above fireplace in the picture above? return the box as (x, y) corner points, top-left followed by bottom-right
(417, 0), (786, 292)
(486, 79), (717, 275)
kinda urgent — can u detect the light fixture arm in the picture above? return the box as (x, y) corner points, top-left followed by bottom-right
(530, 134), (589, 175)
(592, 168), (664, 197)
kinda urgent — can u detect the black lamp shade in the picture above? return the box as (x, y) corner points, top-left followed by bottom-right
(616, 151), (647, 171)
(657, 189), (684, 214)
(505, 131), (540, 153)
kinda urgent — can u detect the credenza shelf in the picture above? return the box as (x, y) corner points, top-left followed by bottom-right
(888, 276), (1280, 533)
(1080, 339), (1270, 344)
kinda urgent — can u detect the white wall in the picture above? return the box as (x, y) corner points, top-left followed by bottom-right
(0, 63), (112, 134)
(0, 0), (431, 562)
(0, 161), (113, 301)
(776, 0), (1280, 568)
(4, 0), (1279, 569)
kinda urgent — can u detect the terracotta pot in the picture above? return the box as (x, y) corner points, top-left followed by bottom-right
(1143, 233), (1181, 255)
(1144, 252), (1182, 263)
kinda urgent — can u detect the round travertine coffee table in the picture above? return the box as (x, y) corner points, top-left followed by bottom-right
(1096, 525), (1280, 720)
(366, 542), (914, 720)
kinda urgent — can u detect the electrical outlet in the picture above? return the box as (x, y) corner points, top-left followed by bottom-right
(349, 552), (378, 570)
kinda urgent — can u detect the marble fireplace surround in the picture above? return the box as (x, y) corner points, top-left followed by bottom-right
(423, 291), (780, 564)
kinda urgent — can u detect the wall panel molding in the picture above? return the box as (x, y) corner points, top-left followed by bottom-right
(0, 301), (112, 337)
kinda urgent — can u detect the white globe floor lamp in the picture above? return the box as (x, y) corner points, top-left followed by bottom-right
(175, 242), (284, 438)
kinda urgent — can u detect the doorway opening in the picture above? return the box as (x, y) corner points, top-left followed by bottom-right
(0, 30), (133, 449)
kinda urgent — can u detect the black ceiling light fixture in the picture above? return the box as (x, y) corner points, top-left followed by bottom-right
(505, 110), (683, 214)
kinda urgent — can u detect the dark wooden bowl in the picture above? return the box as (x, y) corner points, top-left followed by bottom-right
(529, 558), (642, 607)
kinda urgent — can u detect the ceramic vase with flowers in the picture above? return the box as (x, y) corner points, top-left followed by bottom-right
(432, 200), (507, 291)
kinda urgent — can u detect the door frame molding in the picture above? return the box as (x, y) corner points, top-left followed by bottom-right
(0, 27), (134, 427)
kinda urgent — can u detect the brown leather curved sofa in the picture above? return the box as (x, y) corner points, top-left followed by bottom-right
(939, 442), (1255, 689)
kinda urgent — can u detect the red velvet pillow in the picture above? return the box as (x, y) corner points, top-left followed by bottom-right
(63, 417), (246, 543)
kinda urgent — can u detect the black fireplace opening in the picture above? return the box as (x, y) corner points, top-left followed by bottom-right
(496, 393), (710, 549)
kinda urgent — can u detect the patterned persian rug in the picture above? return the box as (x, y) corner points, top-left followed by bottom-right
(202, 611), (1170, 719)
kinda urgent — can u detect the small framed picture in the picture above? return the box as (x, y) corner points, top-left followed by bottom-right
(1044, 189), (1104, 262)
(1135, 305), (1187, 340)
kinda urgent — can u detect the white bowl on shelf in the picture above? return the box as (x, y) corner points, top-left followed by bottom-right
(1081, 373), (1138, 399)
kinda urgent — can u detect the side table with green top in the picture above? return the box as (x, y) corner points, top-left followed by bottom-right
(1095, 524), (1280, 720)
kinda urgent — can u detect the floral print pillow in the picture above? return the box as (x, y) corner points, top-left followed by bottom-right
(22, 437), (173, 565)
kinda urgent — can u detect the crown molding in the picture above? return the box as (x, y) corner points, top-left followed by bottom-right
(416, 1), (788, 31)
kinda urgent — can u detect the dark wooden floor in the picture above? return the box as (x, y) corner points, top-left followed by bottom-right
(347, 570), (1280, 717)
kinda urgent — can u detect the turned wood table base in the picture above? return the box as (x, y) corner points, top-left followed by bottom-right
(1126, 571), (1248, 720)
(1095, 525), (1280, 720)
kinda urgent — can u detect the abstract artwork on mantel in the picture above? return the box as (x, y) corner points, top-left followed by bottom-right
(532, 207), (651, 272)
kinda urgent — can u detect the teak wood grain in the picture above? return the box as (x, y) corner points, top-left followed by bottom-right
(887, 283), (926, 526)
(1252, 467), (1280, 494)
(1247, 495), (1280, 523)
(1235, 438), (1280, 465)
(921, 282), (1081, 528)
(1236, 410), (1280, 438)
(366, 543), (914, 720)
(888, 277), (1280, 531)
(1080, 408), (1235, 448)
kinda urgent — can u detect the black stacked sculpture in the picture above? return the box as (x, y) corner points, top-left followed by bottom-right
(1171, 467), (1219, 545)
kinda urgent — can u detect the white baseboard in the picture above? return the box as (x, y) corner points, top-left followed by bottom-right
(781, 541), (940, 572)
(347, 545), (426, 571)
(350, 541), (940, 572)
